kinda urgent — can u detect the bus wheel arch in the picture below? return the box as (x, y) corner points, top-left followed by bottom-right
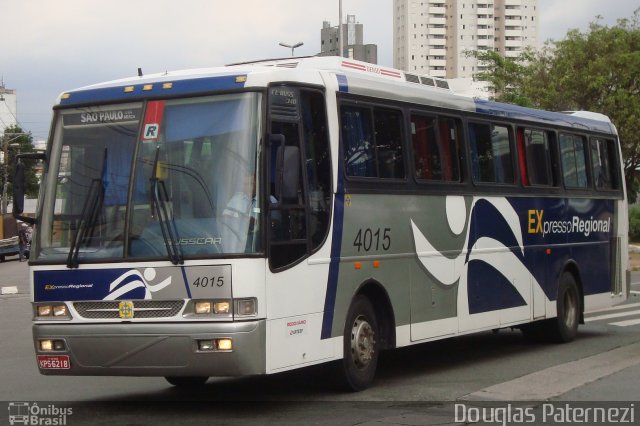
(548, 263), (583, 343)
(339, 280), (396, 391)
(354, 280), (396, 350)
(559, 261), (585, 325)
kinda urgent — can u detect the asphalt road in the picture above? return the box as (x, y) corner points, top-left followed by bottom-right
(1, 256), (640, 425)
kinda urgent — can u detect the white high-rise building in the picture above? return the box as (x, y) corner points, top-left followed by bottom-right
(393, 0), (538, 79)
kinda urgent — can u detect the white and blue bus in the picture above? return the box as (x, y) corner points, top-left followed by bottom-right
(16, 57), (628, 390)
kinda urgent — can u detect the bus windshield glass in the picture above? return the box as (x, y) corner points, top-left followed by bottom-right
(36, 92), (263, 263)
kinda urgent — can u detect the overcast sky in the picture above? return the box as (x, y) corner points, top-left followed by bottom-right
(1, 0), (638, 140)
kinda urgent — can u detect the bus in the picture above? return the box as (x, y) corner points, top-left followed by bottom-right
(15, 56), (629, 391)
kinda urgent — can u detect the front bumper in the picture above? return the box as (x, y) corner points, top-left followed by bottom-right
(33, 320), (266, 377)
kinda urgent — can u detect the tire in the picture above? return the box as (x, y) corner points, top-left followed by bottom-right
(340, 295), (380, 391)
(547, 271), (581, 343)
(164, 376), (208, 387)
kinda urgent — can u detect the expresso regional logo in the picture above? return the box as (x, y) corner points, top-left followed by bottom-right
(527, 209), (611, 237)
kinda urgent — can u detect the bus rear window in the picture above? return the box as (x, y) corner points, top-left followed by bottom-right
(591, 138), (618, 190)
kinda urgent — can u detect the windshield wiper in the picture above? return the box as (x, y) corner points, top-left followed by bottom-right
(150, 147), (184, 265)
(67, 154), (107, 268)
(66, 179), (104, 268)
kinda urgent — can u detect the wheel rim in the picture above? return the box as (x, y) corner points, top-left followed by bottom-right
(563, 287), (578, 329)
(350, 315), (376, 368)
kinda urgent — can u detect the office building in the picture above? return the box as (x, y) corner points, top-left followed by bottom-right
(320, 15), (378, 64)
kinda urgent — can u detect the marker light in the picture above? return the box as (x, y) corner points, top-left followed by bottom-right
(195, 302), (212, 315)
(235, 298), (257, 316)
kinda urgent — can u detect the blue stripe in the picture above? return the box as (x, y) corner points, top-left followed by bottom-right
(60, 75), (246, 106)
(336, 74), (349, 93)
(321, 168), (345, 339)
(474, 99), (612, 133)
(180, 266), (192, 299)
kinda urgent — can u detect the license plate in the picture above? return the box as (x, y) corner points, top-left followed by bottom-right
(37, 355), (71, 369)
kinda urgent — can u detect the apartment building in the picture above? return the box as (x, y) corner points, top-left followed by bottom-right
(393, 0), (538, 78)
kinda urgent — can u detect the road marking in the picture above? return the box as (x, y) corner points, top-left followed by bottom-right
(610, 318), (640, 327)
(587, 301), (640, 314)
(585, 309), (640, 323)
(1, 286), (18, 295)
(631, 290), (640, 295)
(462, 342), (640, 401)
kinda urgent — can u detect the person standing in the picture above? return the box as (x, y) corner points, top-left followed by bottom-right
(18, 223), (29, 262)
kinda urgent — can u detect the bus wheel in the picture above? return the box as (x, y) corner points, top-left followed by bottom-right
(164, 376), (208, 387)
(340, 295), (379, 391)
(548, 272), (580, 343)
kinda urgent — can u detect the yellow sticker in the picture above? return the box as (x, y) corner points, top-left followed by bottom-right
(118, 301), (134, 319)
(345, 194), (352, 207)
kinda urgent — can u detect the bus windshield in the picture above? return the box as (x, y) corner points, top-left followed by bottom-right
(36, 92), (263, 263)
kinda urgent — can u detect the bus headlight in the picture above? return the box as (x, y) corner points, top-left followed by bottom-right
(195, 301), (212, 314)
(35, 304), (71, 320)
(188, 298), (256, 317)
(213, 301), (230, 314)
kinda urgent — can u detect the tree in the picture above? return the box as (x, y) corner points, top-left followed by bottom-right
(2, 125), (39, 203)
(472, 9), (640, 200)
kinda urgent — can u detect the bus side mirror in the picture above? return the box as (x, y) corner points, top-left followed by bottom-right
(12, 152), (44, 225)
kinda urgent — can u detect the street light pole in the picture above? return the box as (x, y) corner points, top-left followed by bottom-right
(278, 42), (304, 57)
(339, 0), (344, 57)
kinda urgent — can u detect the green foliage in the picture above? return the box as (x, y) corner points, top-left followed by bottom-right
(2, 125), (39, 199)
(629, 205), (640, 242)
(471, 9), (640, 201)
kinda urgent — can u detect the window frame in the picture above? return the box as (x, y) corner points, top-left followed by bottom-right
(589, 136), (620, 193)
(516, 126), (559, 188)
(467, 119), (517, 187)
(559, 132), (591, 190)
(409, 111), (464, 184)
(339, 99), (408, 184)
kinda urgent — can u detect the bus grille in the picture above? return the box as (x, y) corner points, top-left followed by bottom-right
(73, 300), (184, 319)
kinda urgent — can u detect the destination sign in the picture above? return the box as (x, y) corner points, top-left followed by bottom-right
(63, 108), (141, 126)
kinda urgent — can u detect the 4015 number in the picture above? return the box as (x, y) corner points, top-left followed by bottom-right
(192, 277), (225, 288)
(353, 228), (391, 252)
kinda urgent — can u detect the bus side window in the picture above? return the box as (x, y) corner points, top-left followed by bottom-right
(341, 104), (405, 180)
(411, 114), (461, 182)
(519, 128), (556, 187)
(469, 122), (514, 184)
